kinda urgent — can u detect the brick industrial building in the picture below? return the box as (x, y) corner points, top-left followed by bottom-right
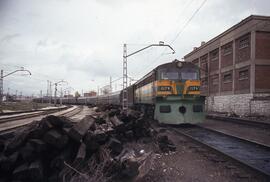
(184, 15), (270, 116)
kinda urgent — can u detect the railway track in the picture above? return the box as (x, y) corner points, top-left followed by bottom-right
(0, 106), (82, 134)
(59, 106), (83, 118)
(171, 125), (270, 179)
(0, 106), (69, 123)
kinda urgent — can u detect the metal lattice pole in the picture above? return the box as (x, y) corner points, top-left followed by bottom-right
(0, 70), (3, 112)
(123, 44), (128, 113)
(49, 81), (52, 104)
(54, 83), (57, 106)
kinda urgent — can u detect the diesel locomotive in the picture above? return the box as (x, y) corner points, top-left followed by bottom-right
(132, 59), (205, 124)
(36, 59), (205, 124)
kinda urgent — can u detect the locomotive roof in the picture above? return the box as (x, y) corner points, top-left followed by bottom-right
(134, 59), (196, 85)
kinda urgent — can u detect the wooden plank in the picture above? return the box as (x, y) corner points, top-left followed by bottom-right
(68, 115), (95, 142)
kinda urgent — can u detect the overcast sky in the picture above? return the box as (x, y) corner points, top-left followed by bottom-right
(0, 0), (269, 97)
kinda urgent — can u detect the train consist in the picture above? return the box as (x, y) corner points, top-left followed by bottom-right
(35, 59), (205, 124)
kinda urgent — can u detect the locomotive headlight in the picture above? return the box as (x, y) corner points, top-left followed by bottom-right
(188, 86), (200, 91)
(177, 62), (183, 68)
(158, 86), (172, 91)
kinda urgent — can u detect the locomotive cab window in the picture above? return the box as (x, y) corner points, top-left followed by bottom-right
(181, 72), (198, 80)
(157, 65), (199, 81)
(161, 72), (179, 80)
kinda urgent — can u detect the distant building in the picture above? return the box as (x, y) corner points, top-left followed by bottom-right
(184, 15), (270, 116)
(84, 91), (97, 97)
(64, 94), (74, 98)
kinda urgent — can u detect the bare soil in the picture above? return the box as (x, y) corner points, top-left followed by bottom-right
(136, 125), (268, 182)
(1, 101), (53, 112)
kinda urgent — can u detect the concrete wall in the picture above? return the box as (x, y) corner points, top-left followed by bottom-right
(206, 93), (270, 116)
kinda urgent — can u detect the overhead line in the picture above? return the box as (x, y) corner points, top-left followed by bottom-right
(134, 0), (208, 78)
(171, 0), (208, 44)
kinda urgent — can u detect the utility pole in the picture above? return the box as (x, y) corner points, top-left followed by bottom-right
(60, 87), (62, 105)
(0, 68), (31, 112)
(47, 80), (49, 98)
(54, 80), (68, 106)
(54, 83), (57, 106)
(0, 70), (3, 112)
(110, 76), (112, 93)
(122, 44), (128, 112)
(40, 90), (43, 104)
(97, 86), (99, 105)
(49, 81), (52, 104)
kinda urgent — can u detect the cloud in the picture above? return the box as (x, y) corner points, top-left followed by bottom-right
(0, 0), (269, 96)
(1, 33), (20, 43)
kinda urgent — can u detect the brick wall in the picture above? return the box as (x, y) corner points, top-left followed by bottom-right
(209, 74), (219, 94)
(221, 70), (233, 92)
(255, 65), (270, 90)
(201, 77), (208, 96)
(234, 66), (250, 93)
(200, 54), (208, 77)
(209, 48), (219, 72)
(235, 33), (251, 63)
(256, 31), (270, 59)
(221, 42), (233, 68)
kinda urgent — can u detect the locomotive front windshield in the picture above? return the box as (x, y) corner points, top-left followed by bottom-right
(161, 72), (179, 80)
(181, 72), (198, 80)
(158, 68), (199, 81)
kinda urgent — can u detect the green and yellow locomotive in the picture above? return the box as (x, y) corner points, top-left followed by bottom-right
(133, 59), (205, 124)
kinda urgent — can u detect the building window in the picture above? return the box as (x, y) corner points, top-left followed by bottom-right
(201, 62), (208, 73)
(239, 69), (249, 80)
(200, 55), (208, 63)
(239, 36), (249, 49)
(222, 43), (232, 56)
(212, 76), (219, 85)
(223, 73), (232, 83)
(210, 49), (219, 61)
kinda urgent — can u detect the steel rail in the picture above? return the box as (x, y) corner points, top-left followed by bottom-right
(0, 106), (69, 123)
(60, 106), (82, 118)
(0, 106), (83, 137)
(0, 106), (67, 116)
(171, 125), (270, 180)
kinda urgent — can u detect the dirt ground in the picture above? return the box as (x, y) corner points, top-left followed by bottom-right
(1, 101), (52, 112)
(134, 125), (268, 182)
